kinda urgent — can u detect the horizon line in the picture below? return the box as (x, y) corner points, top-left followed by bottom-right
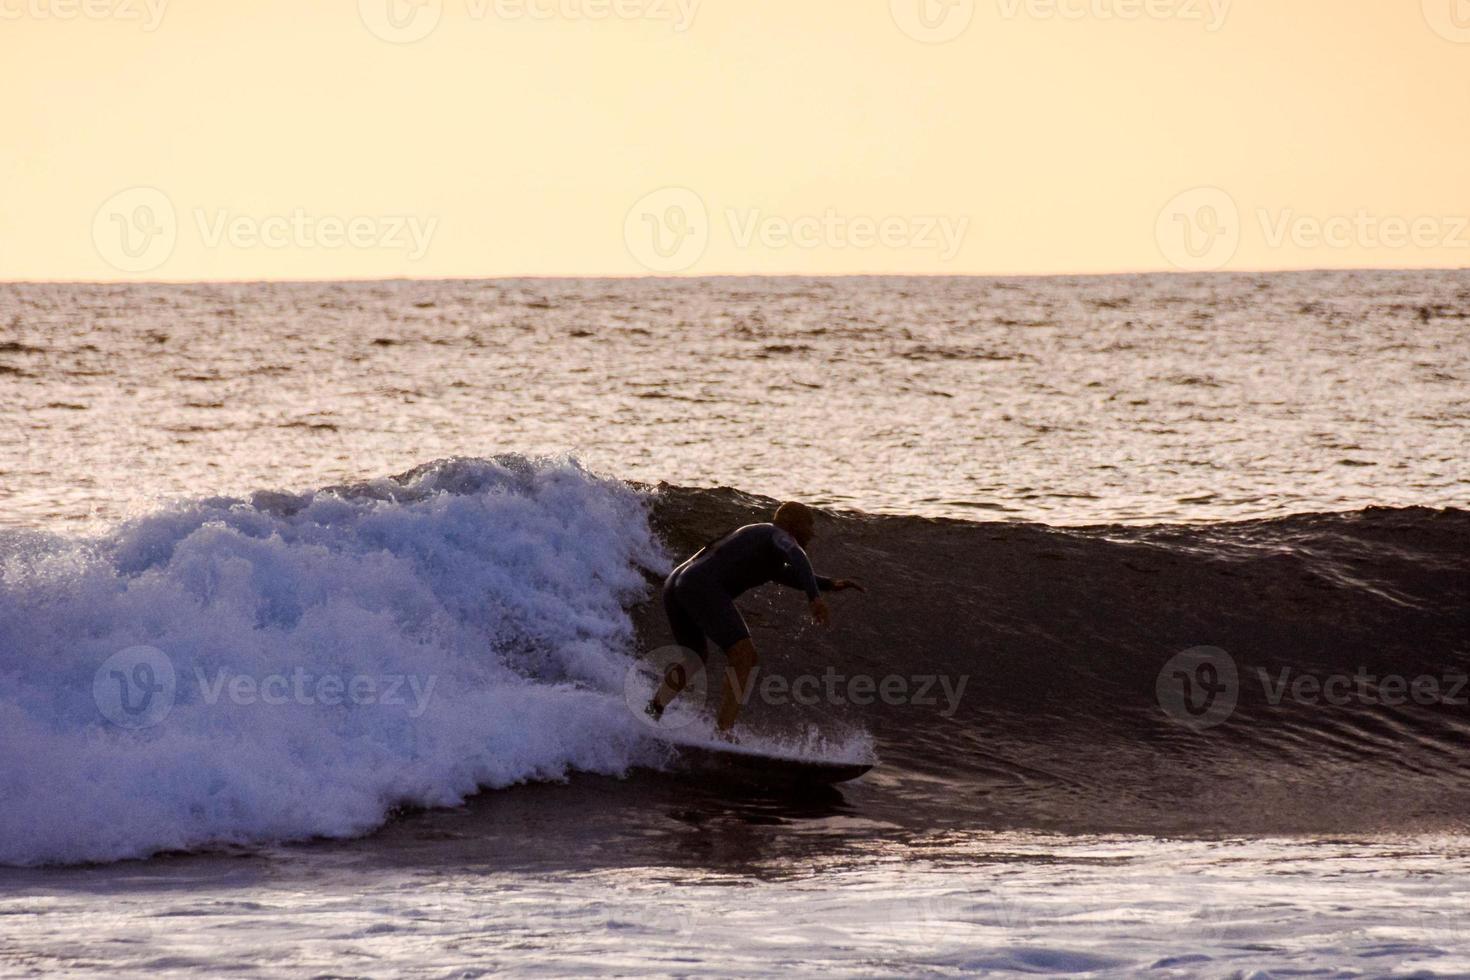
(4, 265), (1468, 287)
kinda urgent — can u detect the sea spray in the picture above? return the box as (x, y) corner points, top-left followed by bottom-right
(0, 456), (668, 866)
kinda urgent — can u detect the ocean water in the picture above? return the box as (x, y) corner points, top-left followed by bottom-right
(2, 274), (1469, 976)
(2, 271), (1466, 529)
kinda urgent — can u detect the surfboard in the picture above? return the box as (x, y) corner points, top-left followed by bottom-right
(654, 733), (874, 788)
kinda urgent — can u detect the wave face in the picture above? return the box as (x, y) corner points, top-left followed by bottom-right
(0, 457), (667, 866)
(640, 487), (1470, 837)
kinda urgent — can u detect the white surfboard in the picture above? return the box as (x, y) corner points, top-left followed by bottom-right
(651, 729), (875, 787)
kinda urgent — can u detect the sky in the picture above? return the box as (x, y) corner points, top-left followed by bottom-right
(2, 0), (1468, 280)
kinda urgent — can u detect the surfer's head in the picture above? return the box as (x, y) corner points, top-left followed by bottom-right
(773, 501), (816, 546)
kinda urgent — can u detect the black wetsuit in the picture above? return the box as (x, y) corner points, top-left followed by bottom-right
(663, 523), (833, 659)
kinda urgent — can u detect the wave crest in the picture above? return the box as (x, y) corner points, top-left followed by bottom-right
(0, 456), (666, 866)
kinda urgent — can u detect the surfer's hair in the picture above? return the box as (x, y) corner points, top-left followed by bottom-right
(773, 501), (815, 535)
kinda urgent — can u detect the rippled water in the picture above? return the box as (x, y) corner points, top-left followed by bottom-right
(6, 826), (1470, 978)
(3, 271), (1466, 528)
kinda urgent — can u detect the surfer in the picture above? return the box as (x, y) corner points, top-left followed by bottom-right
(647, 502), (865, 733)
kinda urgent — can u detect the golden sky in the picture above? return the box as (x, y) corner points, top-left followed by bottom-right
(3, 0), (1468, 279)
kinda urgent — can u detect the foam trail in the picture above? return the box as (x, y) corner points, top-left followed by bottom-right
(0, 456), (666, 866)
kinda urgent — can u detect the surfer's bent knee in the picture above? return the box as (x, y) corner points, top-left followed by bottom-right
(724, 638), (757, 669)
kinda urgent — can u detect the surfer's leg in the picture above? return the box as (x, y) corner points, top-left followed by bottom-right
(650, 586), (708, 719)
(688, 593), (754, 732)
(716, 638), (758, 733)
(660, 582), (750, 728)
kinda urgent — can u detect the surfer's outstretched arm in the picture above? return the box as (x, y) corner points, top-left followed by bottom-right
(771, 564), (863, 625)
(773, 564), (865, 594)
(773, 563), (835, 594)
(772, 529), (865, 591)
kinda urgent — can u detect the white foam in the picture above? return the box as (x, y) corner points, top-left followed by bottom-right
(0, 456), (670, 866)
(658, 725), (878, 766)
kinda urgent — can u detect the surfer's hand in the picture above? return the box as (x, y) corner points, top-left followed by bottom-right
(830, 579), (866, 593)
(809, 597), (831, 626)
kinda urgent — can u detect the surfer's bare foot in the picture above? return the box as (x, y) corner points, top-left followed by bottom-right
(646, 660), (688, 723)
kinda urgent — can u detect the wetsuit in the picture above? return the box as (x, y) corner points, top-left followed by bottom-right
(664, 523), (834, 660)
